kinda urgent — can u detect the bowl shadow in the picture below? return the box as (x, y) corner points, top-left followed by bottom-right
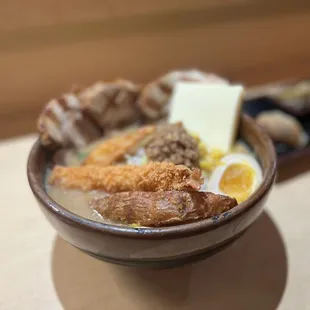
(51, 211), (288, 310)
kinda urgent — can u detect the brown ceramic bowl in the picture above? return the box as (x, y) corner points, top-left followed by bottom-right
(27, 115), (276, 268)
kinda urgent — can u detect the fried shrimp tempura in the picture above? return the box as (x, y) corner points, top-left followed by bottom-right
(83, 125), (155, 166)
(49, 162), (203, 192)
(90, 191), (237, 226)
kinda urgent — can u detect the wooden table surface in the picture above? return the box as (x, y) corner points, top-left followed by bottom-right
(1, 135), (310, 310)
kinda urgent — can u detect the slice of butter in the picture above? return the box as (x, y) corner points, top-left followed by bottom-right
(169, 82), (244, 152)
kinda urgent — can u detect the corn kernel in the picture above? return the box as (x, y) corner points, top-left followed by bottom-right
(210, 149), (224, 160)
(200, 159), (214, 172)
(190, 132), (201, 143)
(130, 223), (140, 228)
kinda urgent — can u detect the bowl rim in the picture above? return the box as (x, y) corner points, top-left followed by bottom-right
(27, 114), (277, 240)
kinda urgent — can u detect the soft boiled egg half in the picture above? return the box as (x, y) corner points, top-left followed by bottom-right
(207, 153), (263, 203)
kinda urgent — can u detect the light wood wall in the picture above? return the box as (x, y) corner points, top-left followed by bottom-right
(1, 0), (310, 138)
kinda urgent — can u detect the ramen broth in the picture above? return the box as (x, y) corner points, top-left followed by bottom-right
(47, 186), (108, 222)
(46, 136), (253, 222)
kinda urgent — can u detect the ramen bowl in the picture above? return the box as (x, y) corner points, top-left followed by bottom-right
(27, 115), (276, 268)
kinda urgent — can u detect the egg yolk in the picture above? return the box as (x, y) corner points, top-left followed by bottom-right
(219, 163), (255, 203)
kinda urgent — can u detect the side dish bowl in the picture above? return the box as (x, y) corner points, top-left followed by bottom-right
(27, 115), (276, 268)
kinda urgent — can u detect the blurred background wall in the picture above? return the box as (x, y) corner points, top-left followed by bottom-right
(1, 0), (310, 139)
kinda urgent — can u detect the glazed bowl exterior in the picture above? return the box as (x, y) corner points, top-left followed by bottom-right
(27, 115), (276, 268)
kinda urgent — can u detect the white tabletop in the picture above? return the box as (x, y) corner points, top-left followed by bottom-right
(0, 135), (309, 310)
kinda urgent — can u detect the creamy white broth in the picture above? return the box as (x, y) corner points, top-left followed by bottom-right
(45, 136), (254, 223)
(47, 186), (107, 221)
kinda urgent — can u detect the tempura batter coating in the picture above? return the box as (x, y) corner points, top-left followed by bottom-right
(49, 162), (203, 192)
(90, 191), (237, 226)
(83, 126), (155, 166)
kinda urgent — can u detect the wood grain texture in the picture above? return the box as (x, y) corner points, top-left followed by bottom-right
(1, 0), (310, 138)
(0, 0), (254, 31)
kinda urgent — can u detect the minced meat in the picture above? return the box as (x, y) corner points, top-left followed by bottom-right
(145, 123), (200, 168)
